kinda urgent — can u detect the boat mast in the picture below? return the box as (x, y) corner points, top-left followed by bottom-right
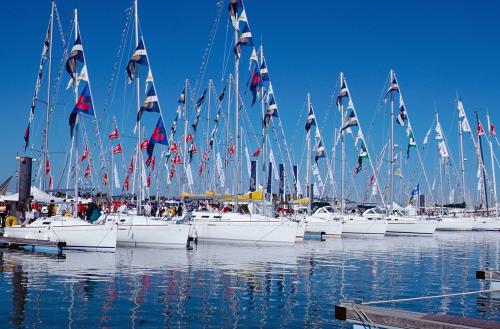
(224, 74), (232, 194)
(457, 102), (466, 204)
(436, 112), (444, 216)
(43, 1), (54, 192)
(475, 111), (489, 214)
(389, 69), (395, 213)
(233, 22), (239, 212)
(205, 79), (211, 193)
(133, 0), (142, 212)
(181, 79), (188, 198)
(306, 92), (312, 215)
(487, 112), (498, 217)
(73, 9), (79, 216)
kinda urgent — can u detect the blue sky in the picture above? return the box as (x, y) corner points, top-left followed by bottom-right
(1, 0), (499, 203)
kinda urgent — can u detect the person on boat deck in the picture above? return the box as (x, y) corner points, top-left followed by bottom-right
(77, 201), (85, 218)
(143, 203), (152, 216)
(58, 200), (68, 216)
(47, 200), (56, 217)
(86, 200), (101, 223)
(176, 203), (183, 217)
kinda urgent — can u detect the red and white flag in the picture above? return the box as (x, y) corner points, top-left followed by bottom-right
(146, 171), (151, 188)
(45, 159), (51, 175)
(103, 172), (109, 185)
(84, 163), (91, 178)
(173, 154), (182, 165)
(48, 175), (53, 189)
(124, 175), (129, 191)
(109, 127), (119, 139)
(199, 163), (204, 175)
(252, 146), (261, 157)
(488, 115), (496, 136)
(152, 156), (156, 171)
(477, 122), (485, 136)
(229, 144), (236, 155)
(140, 139), (149, 151)
(186, 133), (193, 143)
(113, 143), (123, 155)
(81, 146), (89, 162)
(203, 150), (208, 161)
(128, 158), (134, 173)
(169, 143), (178, 153)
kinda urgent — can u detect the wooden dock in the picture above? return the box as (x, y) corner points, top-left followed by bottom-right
(0, 236), (66, 249)
(335, 303), (499, 329)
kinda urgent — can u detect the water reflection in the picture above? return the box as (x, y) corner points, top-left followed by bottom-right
(0, 232), (499, 328)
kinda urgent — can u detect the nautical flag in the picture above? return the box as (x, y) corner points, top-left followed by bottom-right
(195, 89), (207, 109)
(81, 146), (89, 162)
(228, 0), (242, 19)
(411, 183), (420, 198)
(128, 158), (134, 174)
(385, 71), (399, 98)
(407, 131), (416, 159)
(146, 142), (155, 159)
(457, 100), (466, 118)
(305, 104), (316, 132)
(73, 85), (94, 116)
(84, 162), (91, 178)
(423, 127), (431, 145)
(65, 32), (84, 81)
(145, 68), (153, 92)
(74, 64), (89, 89)
(149, 118), (168, 145)
(396, 97), (408, 126)
(353, 141), (368, 175)
(477, 121), (485, 136)
(173, 154), (182, 165)
(188, 143), (197, 163)
(126, 38), (148, 83)
(178, 87), (186, 104)
(229, 144), (236, 155)
(203, 150), (208, 161)
(109, 127), (119, 139)
(462, 117), (471, 133)
(435, 122), (444, 140)
(260, 57), (269, 82)
(394, 168), (403, 178)
(186, 134), (193, 143)
(249, 47), (258, 70)
(48, 175), (53, 190)
(252, 146), (261, 157)
(487, 115), (496, 136)
(24, 125), (30, 151)
(124, 175), (129, 191)
(146, 171), (151, 188)
(114, 164), (120, 189)
(152, 156), (156, 171)
(199, 162), (204, 175)
(137, 84), (160, 121)
(249, 64), (262, 106)
(336, 79), (349, 107)
(314, 140), (326, 162)
(169, 143), (178, 153)
(438, 140), (449, 158)
(140, 139), (149, 151)
(145, 155), (151, 167)
(218, 87), (226, 102)
(245, 146), (251, 176)
(341, 110), (358, 132)
(45, 158), (51, 175)
(103, 172), (108, 185)
(355, 129), (363, 147)
(113, 143), (123, 155)
(234, 23), (253, 59)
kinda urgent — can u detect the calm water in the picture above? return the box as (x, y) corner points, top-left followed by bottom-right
(0, 232), (499, 328)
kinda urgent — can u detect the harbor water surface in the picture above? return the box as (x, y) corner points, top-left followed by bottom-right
(0, 232), (499, 328)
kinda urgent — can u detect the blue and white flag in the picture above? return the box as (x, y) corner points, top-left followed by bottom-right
(126, 38), (148, 83)
(234, 23), (253, 59)
(66, 32), (84, 81)
(305, 104), (316, 132)
(315, 140), (326, 162)
(385, 71), (399, 98)
(260, 57), (269, 82)
(137, 84), (160, 121)
(336, 78), (349, 107)
(396, 95), (408, 126)
(411, 183), (420, 198)
(341, 110), (358, 132)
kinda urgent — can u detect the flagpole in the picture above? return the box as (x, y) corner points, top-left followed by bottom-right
(42, 1), (54, 192)
(306, 92), (312, 215)
(389, 69), (395, 213)
(225, 74), (232, 194)
(475, 111), (489, 214)
(182, 78), (188, 199)
(487, 113), (498, 217)
(205, 79), (212, 193)
(436, 112), (445, 217)
(73, 9), (79, 217)
(233, 23), (239, 213)
(134, 0), (143, 213)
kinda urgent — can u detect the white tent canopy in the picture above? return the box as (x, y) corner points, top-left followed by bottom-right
(1, 186), (64, 203)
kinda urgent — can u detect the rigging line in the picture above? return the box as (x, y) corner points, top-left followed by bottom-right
(221, 11), (230, 84)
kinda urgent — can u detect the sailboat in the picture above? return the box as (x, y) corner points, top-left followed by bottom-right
(5, 3), (117, 250)
(381, 70), (438, 235)
(103, 0), (191, 248)
(187, 0), (300, 244)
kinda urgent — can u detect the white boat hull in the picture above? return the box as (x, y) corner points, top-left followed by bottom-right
(386, 219), (438, 235)
(436, 217), (473, 231)
(472, 218), (500, 231)
(191, 212), (299, 244)
(342, 218), (388, 235)
(105, 214), (191, 248)
(305, 217), (342, 236)
(4, 216), (117, 250)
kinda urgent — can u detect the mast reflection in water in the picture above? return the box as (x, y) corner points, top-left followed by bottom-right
(0, 232), (499, 328)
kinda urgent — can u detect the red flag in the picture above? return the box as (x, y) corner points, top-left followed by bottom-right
(45, 159), (51, 175)
(186, 134), (193, 143)
(84, 163), (91, 178)
(152, 156), (156, 171)
(169, 165), (175, 179)
(477, 122), (485, 136)
(169, 143), (178, 153)
(109, 128), (119, 139)
(173, 154), (182, 165)
(203, 151), (208, 161)
(124, 175), (129, 191)
(103, 172), (109, 185)
(81, 146), (89, 162)
(48, 175), (53, 189)
(128, 158), (134, 173)
(147, 171), (151, 188)
(190, 143), (197, 154)
(229, 144), (236, 155)
(145, 156), (151, 167)
(199, 163), (204, 175)
(113, 143), (123, 155)
(369, 174), (375, 186)
(140, 139), (149, 151)
(252, 147), (261, 157)
(490, 122), (496, 136)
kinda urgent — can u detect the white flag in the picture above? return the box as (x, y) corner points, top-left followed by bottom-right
(448, 188), (454, 203)
(145, 68), (153, 92)
(355, 129), (363, 147)
(462, 117), (471, 133)
(142, 161), (148, 188)
(438, 141), (449, 158)
(216, 152), (225, 188)
(435, 122), (444, 140)
(245, 146), (251, 176)
(312, 163), (323, 189)
(249, 48), (258, 70)
(269, 149), (279, 180)
(423, 127), (431, 145)
(76, 65), (89, 88)
(113, 164), (120, 189)
(457, 100), (466, 118)
(186, 163), (194, 186)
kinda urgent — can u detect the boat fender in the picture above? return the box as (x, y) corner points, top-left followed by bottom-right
(5, 216), (17, 227)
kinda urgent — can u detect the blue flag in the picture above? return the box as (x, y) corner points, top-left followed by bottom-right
(126, 38), (148, 82)
(65, 32), (84, 81)
(137, 84), (160, 121)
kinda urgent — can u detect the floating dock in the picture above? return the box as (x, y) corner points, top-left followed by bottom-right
(335, 303), (499, 329)
(0, 236), (66, 250)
